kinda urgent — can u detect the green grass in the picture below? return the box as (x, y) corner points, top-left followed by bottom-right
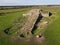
(0, 8), (30, 45)
(0, 9), (28, 31)
(0, 6), (60, 45)
(0, 8), (30, 13)
(5, 16), (27, 35)
(33, 29), (41, 35)
(43, 6), (60, 45)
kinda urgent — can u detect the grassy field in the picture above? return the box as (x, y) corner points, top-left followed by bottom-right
(32, 6), (60, 45)
(0, 6), (60, 45)
(0, 7), (31, 45)
(41, 6), (60, 45)
(0, 8), (29, 31)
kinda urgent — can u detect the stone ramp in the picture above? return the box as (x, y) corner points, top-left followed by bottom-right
(19, 9), (40, 34)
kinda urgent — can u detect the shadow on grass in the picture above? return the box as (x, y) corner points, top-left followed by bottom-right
(31, 13), (43, 34)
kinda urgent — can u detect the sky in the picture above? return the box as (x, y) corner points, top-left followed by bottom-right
(0, 0), (60, 6)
